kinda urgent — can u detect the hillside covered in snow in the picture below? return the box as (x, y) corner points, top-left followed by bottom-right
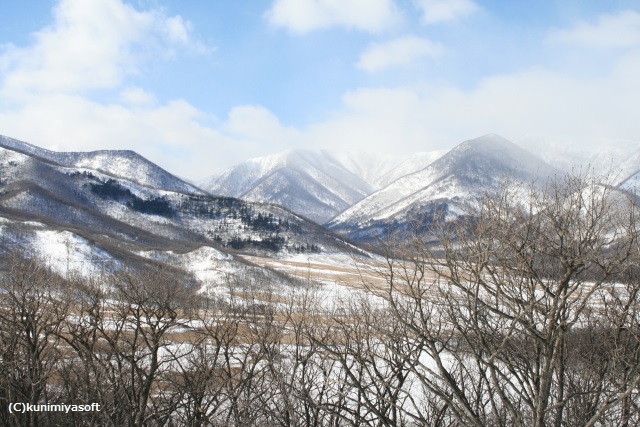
(0, 135), (361, 288)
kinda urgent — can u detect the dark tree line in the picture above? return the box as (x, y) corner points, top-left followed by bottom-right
(89, 179), (173, 217)
(179, 195), (297, 233)
(227, 235), (286, 251)
(84, 176), (301, 251)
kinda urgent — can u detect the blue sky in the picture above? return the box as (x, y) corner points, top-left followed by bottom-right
(1, 0), (639, 179)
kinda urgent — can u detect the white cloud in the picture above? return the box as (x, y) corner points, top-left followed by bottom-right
(178, 50), (638, 172)
(357, 36), (443, 72)
(413, 0), (479, 25)
(119, 87), (157, 107)
(0, 91), (240, 176)
(0, 0), (200, 97)
(0, 0), (229, 179)
(264, 0), (402, 34)
(302, 55), (640, 159)
(548, 10), (640, 49)
(225, 105), (301, 146)
(164, 16), (191, 44)
(304, 88), (429, 155)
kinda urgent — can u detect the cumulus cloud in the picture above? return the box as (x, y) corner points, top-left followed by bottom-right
(0, 0), (200, 97)
(548, 10), (640, 49)
(1, 0), (638, 181)
(225, 105), (302, 148)
(300, 55), (640, 161)
(357, 36), (443, 72)
(0, 0), (230, 178)
(119, 87), (157, 107)
(264, 0), (402, 34)
(413, 0), (479, 25)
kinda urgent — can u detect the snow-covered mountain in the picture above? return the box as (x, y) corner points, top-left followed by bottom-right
(613, 146), (640, 193)
(0, 135), (361, 287)
(327, 151), (399, 185)
(328, 134), (560, 240)
(201, 149), (381, 223)
(0, 135), (203, 194)
(6, 132), (636, 265)
(374, 150), (447, 188)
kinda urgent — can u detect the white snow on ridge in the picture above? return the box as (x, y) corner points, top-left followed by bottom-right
(0, 134), (202, 195)
(136, 246), (236, 286)
(374, 150), (447, 188)
(201, 149), (379, 223)
(0, 146), (31, 167)
(331, 163), (442, 225)
(329, 134), (559, 227)
(30, 229), (116, 277)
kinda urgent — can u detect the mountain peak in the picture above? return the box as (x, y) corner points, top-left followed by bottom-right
(328, 135), (559, 240)
(466, 133), (510, 144)
(201, 149), (379, 223)
(444, 134), (556, 179)
(457, 134), (521, 155)
(1, 134), (203, 194)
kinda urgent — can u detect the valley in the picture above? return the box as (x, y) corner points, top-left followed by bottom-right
(2, 133), (640, 426)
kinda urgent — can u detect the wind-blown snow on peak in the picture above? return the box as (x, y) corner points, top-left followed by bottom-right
(436, 134), (558, 180)
(374, 150), (447, 188)
(328, 134), (559, 240)
(201, 149), (380, 223)
(615, 146), (640, 192)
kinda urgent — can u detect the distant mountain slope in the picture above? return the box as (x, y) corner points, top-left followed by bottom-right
(201, 149), (377, 223)
(0, 136), (362, 286)
(328, 134), (560, 240)
(0, 135), (203, 194)
(614, 146), (640, 193)
(374, 150), (447, 188)
(327, 151), (399, 186)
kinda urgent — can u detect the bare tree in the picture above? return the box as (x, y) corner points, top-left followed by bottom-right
(0, 255), (70, 427)
(306, 293), (425, 426)
(2, 171), (638, 427)
(373, 173), (640, 426)
(55, 265), (196, 426)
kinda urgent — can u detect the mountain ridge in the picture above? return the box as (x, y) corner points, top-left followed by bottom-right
(0, 134), (204, 195)
(327, 134), (561, 240)
(0, 136), (363, 288)
(201, 149), (378, 223)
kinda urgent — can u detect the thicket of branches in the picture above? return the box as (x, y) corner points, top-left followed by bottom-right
(1, 173), (639, 427)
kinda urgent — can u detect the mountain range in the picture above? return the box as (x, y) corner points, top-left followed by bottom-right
(200, 149), (377, 223)
(2, 132), (640, 282)
(0, 135), (358, 289)
(200, 148), (446, 223)
(204, 134), (640, 241)
(328, 134), (561, 240)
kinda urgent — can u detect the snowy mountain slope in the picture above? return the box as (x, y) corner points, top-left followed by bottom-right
(0, 137), (364, 288)
(0, 215), (298, 296)
(532, 138), (640, 179)
(328, 134), (560, 240)
(0, 134), (204, 194)
(614, 146), (640, 193)
(620, 173), (640, 193)
(201, 149), (377, 223)
(374, 150), (447, 189)
(327, 151), (399, 185)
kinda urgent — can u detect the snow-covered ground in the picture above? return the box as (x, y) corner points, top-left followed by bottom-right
(136, 245), (236, 286)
